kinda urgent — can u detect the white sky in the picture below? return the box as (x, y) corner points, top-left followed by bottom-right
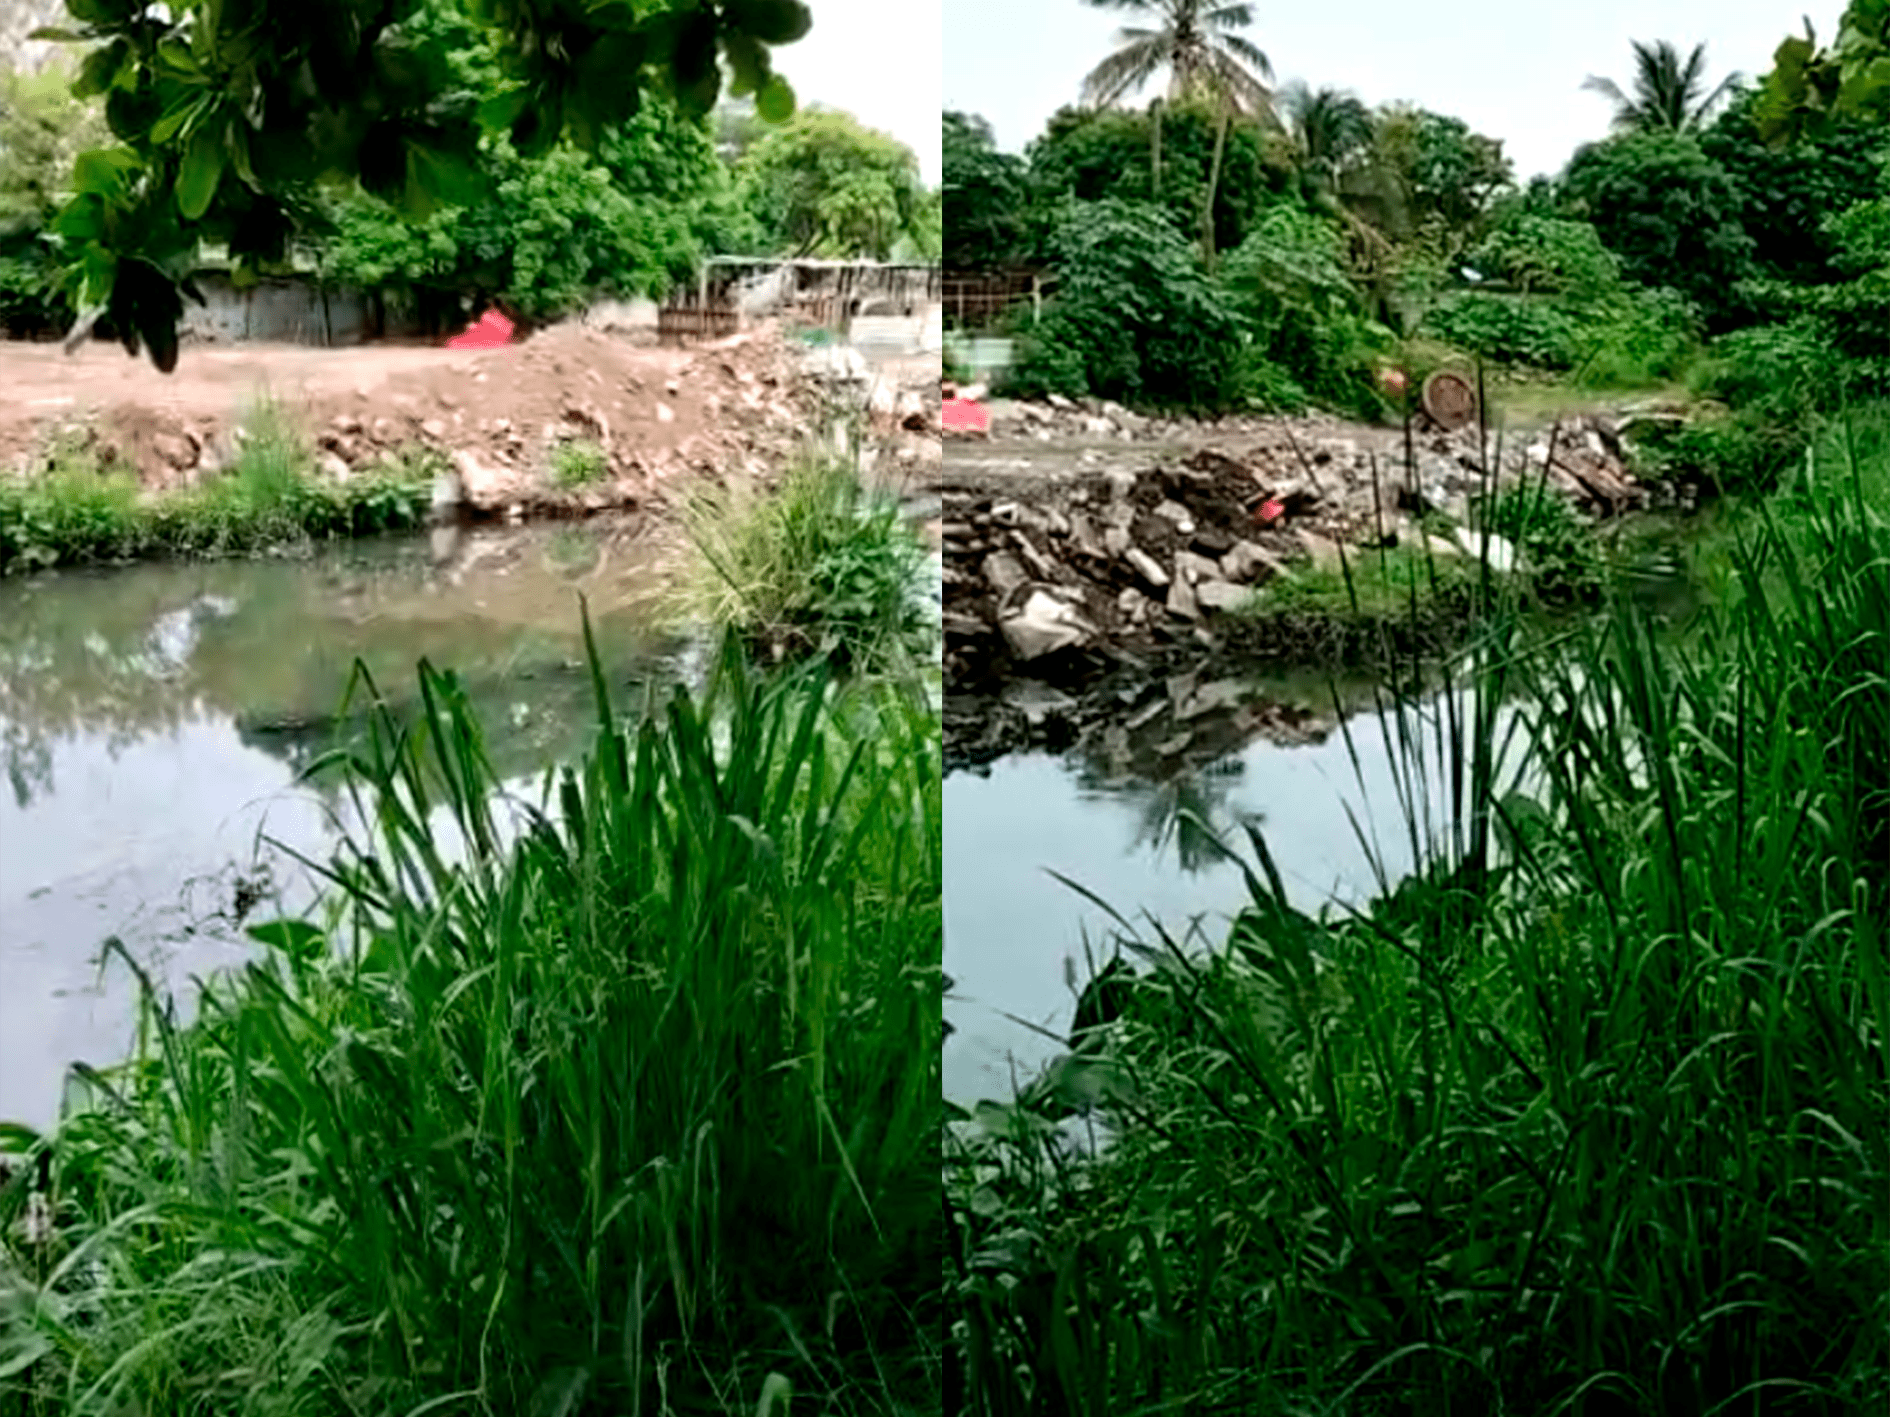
(774, 0), (944, 185)
(941, 0), (1848, 182)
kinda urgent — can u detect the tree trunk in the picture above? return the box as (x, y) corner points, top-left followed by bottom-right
(1151, 98), (1164, 198)
(1200, 104), (1230, 270)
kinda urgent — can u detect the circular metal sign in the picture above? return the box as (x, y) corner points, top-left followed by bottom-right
(1422, 369), (1479, 431)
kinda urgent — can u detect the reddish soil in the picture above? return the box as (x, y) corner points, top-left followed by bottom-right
(0, 323), (817, 510)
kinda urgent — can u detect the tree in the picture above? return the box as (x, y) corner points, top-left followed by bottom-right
(942, 111), (1029, 269)
(1560, 132), (1754, 326)
(1077, 0), (1273, 115)
(1078, 0), (1274, 264)
(1277, 83), (1372, 198)
(1, 58), (108, 334)
(1759, 1), (1890, 141)
(1582, 40), (1739, 134)
(30, 0), (813, 370)
(736, 109), (931, 260)
(1701, 85), (1886, 284)
(1027, 101), (1286, 256)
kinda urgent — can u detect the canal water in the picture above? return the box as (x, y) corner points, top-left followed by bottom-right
(943, 676), (1532, 1105)
(0, 519), (696, 1128)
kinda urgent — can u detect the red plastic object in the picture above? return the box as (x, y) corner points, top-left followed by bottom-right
(445, 309), (515, 349)
(941, 397), (989, 434)
(1254, 498), (1286, 525)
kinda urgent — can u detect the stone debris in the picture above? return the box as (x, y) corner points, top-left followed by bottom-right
(943, 407), (1647, 685)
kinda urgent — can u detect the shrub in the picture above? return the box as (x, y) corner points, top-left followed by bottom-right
(680, 456), (933, 671)
(1008, 199), (1251, 410)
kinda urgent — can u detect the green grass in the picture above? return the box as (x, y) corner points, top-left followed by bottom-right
(0, 625), (944, 1416)
(0, 403), (430, 574)
(680, 455), (934, 672)
(948, 416), (1890, 1413)
(549, 439), (610, 490)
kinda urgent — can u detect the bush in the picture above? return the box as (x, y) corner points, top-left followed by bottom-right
(1008, 199), (1250, 410)
(1220, 202), (1392, 419)
(680, 456), (934, 671)
(549, 438), (609, 488)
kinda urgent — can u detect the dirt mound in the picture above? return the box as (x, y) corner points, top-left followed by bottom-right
(0, 323), (818, 512)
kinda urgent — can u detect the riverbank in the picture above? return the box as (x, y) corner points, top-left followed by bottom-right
(947, 416), (1890, 1412)
(941, 394), (1670, 763)
(0, 322), (944, 575)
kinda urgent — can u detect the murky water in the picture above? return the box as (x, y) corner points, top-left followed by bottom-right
(0, 519), (695, 1128)
(943, 679), (1531, 1104)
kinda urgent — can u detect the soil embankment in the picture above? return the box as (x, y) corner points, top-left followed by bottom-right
(1, 322), (941, 517)
(943, 395), (1649, 768)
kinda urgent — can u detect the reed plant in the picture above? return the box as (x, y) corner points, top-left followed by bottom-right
(680, 454), (933, 674)
(0, 621), (944, 1416)
(947, 419), (1888, 1414)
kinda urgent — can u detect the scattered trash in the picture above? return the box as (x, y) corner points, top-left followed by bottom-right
(445, 309), (516, 350)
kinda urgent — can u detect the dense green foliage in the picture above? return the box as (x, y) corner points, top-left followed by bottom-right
(942, 111), (1029, 270)
(681, 455), (937, 671)
(736, 108), (937, 261)
(949, 421), (1890, 1413)
(0, 406), (431, 574)
(316, 97), (748, 320)
(1008, 198), (1252, 410)
(0, 61), (107, 336)
(1561, 132), (1755, 325)
(0, 630), (943, 1414)
(29, 0), (813, 367)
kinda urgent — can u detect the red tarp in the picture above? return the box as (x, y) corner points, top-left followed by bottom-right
(941, 397), (990, 434)
(445, 309), (516, 350)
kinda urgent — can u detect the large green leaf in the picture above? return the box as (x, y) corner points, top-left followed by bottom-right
(729, 0), (813, 46)
(756, 73), (795, 124)
(71, 146), (143, 198)
(176, 126), (225, 219)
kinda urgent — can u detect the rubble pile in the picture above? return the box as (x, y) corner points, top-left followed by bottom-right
(943, 410), (1648, 686)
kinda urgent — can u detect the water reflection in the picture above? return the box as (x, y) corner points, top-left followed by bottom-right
(0, 520), (691, 1128)
(943, 673), (1520, 1104)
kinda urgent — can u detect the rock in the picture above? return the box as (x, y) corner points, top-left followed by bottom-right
(1220, 539), (1283, 585)
(1125, 546), (1170, 588)
(452, 448), (522, 509)
(1425, 534), (1464, 559)
(982, 551), (1029, 600)
(421, 418), (448, 441)
(1452, 527), (1518, 572)
(655, 402), (676, 424)
(1196, 580), (1251, 613)
(1103, 526), (1131, 558)
(1000, 590), (1095, 660)
(1046, 393), (1075, 411)
(151, 432), (198, 470)
(1153, 500), (1195, 533)
(318, 452), (352, 482)
(1166, 567), (1200, 620)
(1295, 528), (1345, 573)
(430, 466), (464, 518)
(1175, 550), (1221, 586)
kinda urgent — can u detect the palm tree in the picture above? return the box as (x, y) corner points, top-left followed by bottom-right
(1278, 82), (1374, 196)
(1079, 2), (1274, 267)
(1079, 0), (1274, 115)
(1582, 40), (1740, 134)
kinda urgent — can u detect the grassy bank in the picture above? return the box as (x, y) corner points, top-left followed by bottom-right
(0, 627), (944, 1415)
(0, 407), (432, 575)
(680, 454), (936, 673)
(948, 419), (1889, 1412)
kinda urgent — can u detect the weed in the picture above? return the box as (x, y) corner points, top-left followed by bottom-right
(550, 438), (610, 489)
(947, 414), (1890, 1414)
(681, 455), (933, 671)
